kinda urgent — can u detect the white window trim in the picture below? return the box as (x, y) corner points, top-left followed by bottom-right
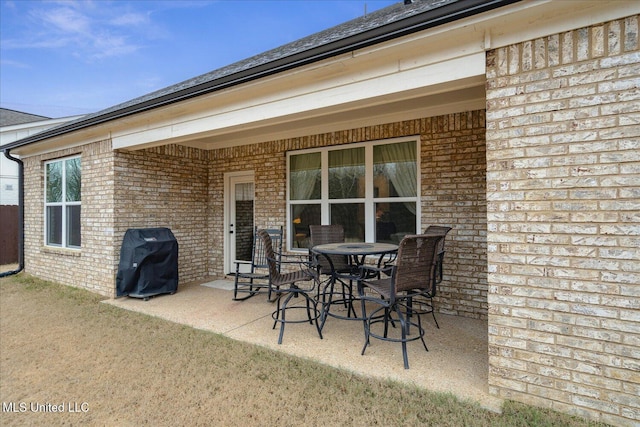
(286, 136), (421, 251)
(44, 155), (81, 249)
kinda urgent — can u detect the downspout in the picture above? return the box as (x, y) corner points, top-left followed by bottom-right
(0, 149), (24, 277)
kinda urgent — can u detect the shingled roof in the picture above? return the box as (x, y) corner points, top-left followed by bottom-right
(92, 0), (460, 117)
(0, 108), (50, 127)
(3, 0), (518, 151)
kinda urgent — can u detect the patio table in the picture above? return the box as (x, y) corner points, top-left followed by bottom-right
(310, 242), (398, 330)
(311, 242), (398, 260)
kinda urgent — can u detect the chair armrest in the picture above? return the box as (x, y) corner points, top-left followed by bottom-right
(359, 264), (394, 279)
(271, 252), (316, 269)
(234, 259), (252, 273)
(377, 252), (397, 267)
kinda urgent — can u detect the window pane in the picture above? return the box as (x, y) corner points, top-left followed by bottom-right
(65, 158), (81, 202)
(46, 162), (62, 203)
(46, 206), (62, 245)
(66, 205), (81, 247)
(235, 182), (254, 201)
(234, 183), (254, 261)
(375, 202), (416, 243)
(291, 204), (321, 248)
(290, 153), (321, 200)
(373, 141), (416, 198)
(329, 147), (365, 199)
(330, 203), (364, 241)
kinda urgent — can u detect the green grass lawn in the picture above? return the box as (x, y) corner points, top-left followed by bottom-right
(0, 273), (608, 426)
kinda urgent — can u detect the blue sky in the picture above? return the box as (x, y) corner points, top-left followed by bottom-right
(1, 0), (397, 118)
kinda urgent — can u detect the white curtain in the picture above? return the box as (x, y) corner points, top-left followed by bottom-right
(235, 183), (254, 201)
(375, 142), (417, 215)
(329, 147), (364, 199)
(290, 153), (321, 200)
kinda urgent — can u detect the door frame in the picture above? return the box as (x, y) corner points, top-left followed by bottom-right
(223, 171), (255, 275)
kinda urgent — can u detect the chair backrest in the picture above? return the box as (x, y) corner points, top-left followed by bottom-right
(392, 234), (445, 297)
(423, 225), (452, 283)
(424, 225), (452, 253)
(309, 225), (350, 272)
(424, 225), (452, 234)
(309, 224), (344, 246)
(257, 228), (283, 282)
(252, 226), (282, 272)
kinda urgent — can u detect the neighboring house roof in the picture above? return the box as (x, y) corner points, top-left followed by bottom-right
(2, 0), (519, 152)
(1, 112), (86, 149)
(0, 108), (50, 127)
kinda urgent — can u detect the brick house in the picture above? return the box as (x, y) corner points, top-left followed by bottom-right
(2, 1), (638, 425)
(1, 110), (85, 265)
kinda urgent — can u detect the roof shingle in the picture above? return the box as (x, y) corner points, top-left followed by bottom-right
(0, 108), (50, 127)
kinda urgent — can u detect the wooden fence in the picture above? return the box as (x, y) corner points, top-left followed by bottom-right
(0, 205), (19, 265)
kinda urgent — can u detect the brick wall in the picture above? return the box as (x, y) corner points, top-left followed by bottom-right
(113, 145), (210, 285)
(21, 112), (486, 310)
(209, 110), (488, 319)
(485, 15), (640, 426)
(22, 140), (117, 296)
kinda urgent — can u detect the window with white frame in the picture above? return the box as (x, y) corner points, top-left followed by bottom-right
(45, 156), (81, 248)
(287, 137), (419, 249)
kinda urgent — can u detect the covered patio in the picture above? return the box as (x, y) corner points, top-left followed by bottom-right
(105, 279), (502, 412)
(3, 2), (637, 424)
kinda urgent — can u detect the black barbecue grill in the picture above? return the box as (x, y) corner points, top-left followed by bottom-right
(116, 228), (178, 300)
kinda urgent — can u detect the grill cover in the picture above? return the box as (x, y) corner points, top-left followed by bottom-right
(116, 228), (178, 298)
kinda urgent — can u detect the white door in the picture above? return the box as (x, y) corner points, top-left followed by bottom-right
(224, 172), (255, 274)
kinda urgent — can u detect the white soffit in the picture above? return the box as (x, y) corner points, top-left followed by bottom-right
(188, 83), (487, 150)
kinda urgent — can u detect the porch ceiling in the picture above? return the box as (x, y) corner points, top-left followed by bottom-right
(178, 79), (486, 150)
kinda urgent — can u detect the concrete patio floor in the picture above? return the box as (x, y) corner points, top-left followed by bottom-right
(105, 279), (502, 412)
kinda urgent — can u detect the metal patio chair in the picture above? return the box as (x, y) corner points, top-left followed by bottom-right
(424, 225), (452, 285)
(232, 226), (282, 301)
(357, 233), (445, 369)
(258, 229), (323, 345)
(309, 225), (360, 328)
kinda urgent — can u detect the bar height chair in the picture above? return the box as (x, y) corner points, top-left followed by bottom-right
(424, 225), (452, 286)
(309, 225), (360, 329)
(357, 234), (445, 369)
(414, 225), (453, 327)
(258, 229), (323, 344)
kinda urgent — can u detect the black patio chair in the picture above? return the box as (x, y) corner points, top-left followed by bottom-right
(424, 225), (452, 285)
(309, 225), (360, 327)
(233, 226), (282, 301)
(258, 229), (323, 345)
(357, 234), (444, 369)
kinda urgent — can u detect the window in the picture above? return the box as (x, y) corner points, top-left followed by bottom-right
(45, 156), (81, 248)
(287, 138), (419, 249)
